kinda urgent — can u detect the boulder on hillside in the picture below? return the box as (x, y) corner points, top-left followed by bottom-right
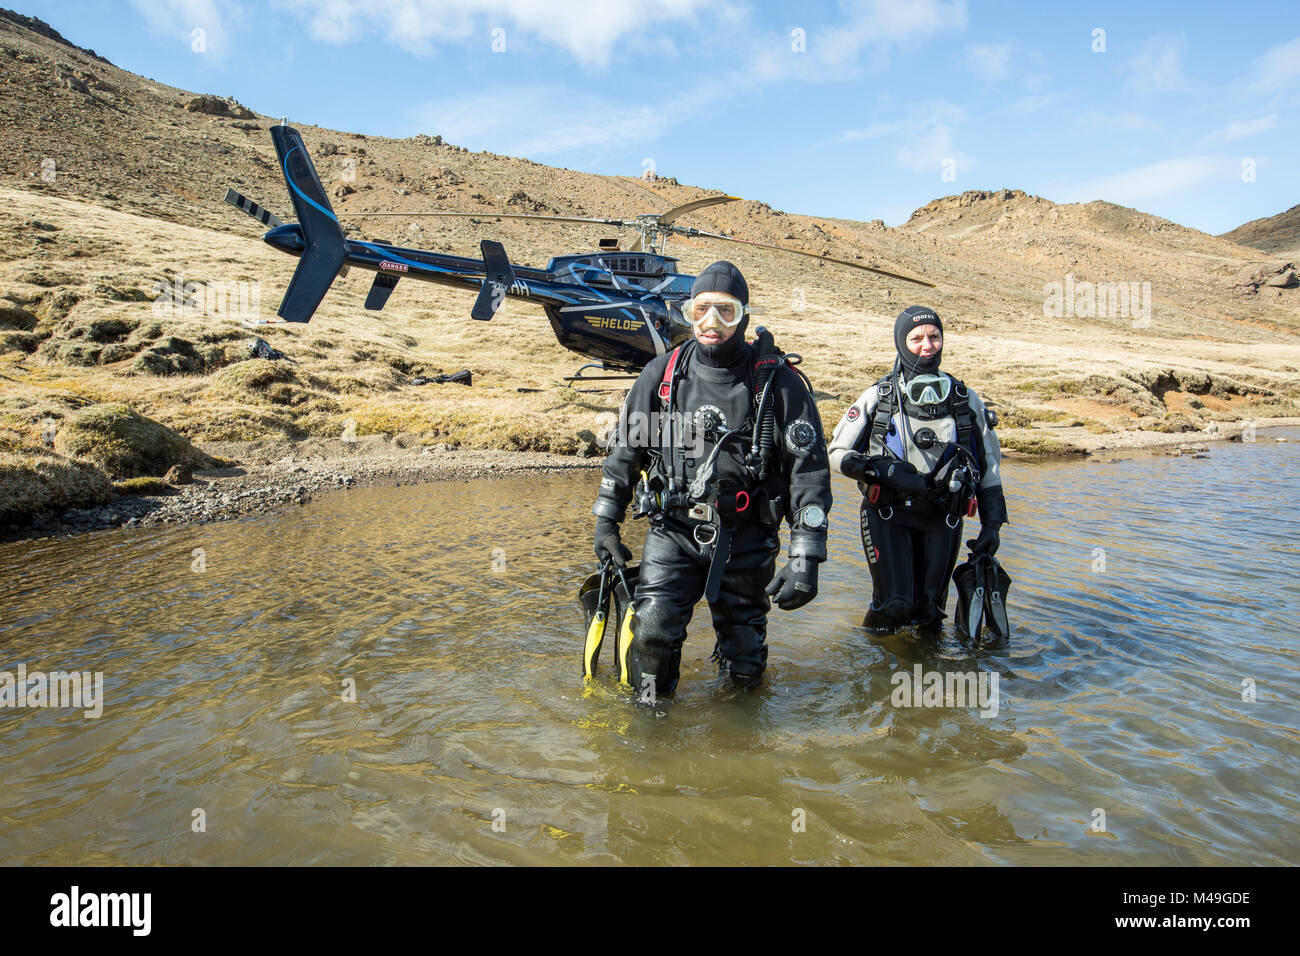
(53, 404), (218, 478)
(1233, 261), (1297, 296)
(184, 94), (255, 119)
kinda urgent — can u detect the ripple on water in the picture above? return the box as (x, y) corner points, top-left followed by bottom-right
(1, 440), (1299, 864)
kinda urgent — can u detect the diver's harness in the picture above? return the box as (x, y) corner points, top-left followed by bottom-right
(631, 327), (813, 599)
(860, 366), (985, 524)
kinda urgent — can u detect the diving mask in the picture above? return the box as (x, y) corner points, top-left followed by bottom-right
(683, 293), (746, 329)
(902, 373), (951, 405)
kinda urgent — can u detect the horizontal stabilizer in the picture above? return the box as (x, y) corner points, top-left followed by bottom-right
(365, 272), (399, 311)
(224, 188), (284, 228)
(471, 239), (515, 321)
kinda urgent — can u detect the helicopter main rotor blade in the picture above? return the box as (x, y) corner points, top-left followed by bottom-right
(656, 195), (741, 226)
(342, 210), (634, 228)
(672, 226), (935, 288)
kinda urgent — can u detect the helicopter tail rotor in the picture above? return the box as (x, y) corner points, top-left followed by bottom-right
(471, 239), (516, 321)
(270, 125), (348, 322)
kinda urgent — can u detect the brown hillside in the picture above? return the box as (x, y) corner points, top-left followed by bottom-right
(1220, 203), (1300, 258)
(2, 12), (1300, 521)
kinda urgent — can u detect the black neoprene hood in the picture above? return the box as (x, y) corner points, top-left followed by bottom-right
(894, 305), (943, 374)
(691, 260), (750, 305)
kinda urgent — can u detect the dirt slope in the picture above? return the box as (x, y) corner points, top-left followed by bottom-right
(2, 12), (1299, 525)
(1221, 203), (1300, 259)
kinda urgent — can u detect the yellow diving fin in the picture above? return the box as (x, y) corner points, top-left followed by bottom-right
(612, 563), (639, 687)
(584, 607), (607, 680)
(578, 560), (612, 679)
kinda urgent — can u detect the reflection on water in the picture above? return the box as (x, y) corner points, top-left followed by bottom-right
(1, 433), (1298, 865)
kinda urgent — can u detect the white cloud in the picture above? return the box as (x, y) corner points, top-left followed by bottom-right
(1124, 34), (1186, 93)
(995, 92), (1063, 116)
(895, 122), (971, 175)
(274, 0), (710, 69)
(816, 0), (969, 67)
(1249, 36), (1300, 94)
(1203, 114), (1278, 145)
(411, 85), (674, 159)
(964, 42), (1012, 82)
(1075, 109), (1159, 132)
(835, 100), (970, 176)
(130, 0), (235, 59)
(1063, 156), (1222, 206)
(839, 99), (964, 142)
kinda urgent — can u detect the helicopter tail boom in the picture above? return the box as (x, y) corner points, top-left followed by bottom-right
(270, 125), (347, 322)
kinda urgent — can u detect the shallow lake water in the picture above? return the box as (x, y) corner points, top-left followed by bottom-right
(1, 431), (1297, 864)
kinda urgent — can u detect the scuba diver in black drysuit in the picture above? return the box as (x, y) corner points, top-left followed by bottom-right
(591, 261), (832, 697)
(828, 306), (1007, 632)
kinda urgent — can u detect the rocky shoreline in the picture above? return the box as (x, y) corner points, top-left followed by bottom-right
(3, 420), (1296, 546)
(2, 436), (601, 543)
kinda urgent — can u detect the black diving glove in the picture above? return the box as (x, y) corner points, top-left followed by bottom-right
(967, 487), (1008, 555)
(872, 457), (928, 494)
(843, 453), (926, 491)
(594, 517), (632, 567)
(967, 523), (1001, 556)
(766, 557), (820, 611)
(840, 452), (876, 482)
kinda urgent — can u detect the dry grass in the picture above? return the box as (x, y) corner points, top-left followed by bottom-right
(2, 14), (1299, 519)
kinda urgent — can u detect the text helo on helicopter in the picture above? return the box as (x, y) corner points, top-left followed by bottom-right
(224, 125), (933, 381)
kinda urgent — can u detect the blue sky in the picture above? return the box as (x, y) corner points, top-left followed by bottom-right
(22, 0), (1299, 234)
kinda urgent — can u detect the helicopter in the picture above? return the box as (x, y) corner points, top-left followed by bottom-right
(224, 125), (934, 382)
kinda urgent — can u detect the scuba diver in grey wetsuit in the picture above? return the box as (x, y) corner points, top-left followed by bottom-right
(591, 261), (832, 696)
(828, 306), (1007, 632)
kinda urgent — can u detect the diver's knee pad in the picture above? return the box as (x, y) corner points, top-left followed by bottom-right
(628, 598), (686, 696)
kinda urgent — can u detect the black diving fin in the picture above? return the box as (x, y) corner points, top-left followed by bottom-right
(953, 556), (984, 638)
(982, 554), (1012, 639)
(953, 552), (1011, 640)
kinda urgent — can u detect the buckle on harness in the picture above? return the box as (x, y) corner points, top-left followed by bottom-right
(687, 502), (716, 522)
(867, 483), (882, 505)
(693, 523), (718, 546)
(735, 490), (749, 513)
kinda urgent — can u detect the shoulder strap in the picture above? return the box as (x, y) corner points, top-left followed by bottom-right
(658, 346), (683, 405)
(866, 373), (896, 457)
(950, 378), (984, 472)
